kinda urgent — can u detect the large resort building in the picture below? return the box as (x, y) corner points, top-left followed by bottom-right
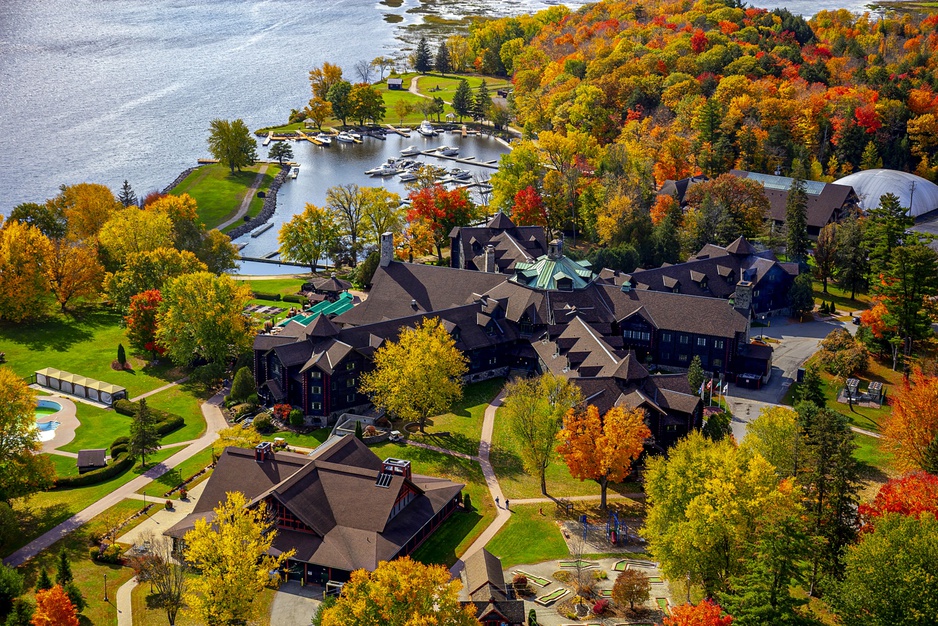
(253, 216), (773, 449)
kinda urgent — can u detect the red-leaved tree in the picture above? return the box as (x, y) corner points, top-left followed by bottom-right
(407, 185), (475, 261)
(883, 367), (938, 471)
(32, 585), (79, 626)
(664, 600), (733, 626)
(125, 289), (165, 359)
(858, 471), (938, 532)
(512, 186), (548, 228)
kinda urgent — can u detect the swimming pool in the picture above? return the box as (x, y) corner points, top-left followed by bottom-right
(35, 399), (63, 417)
(35, 420), (60, 432)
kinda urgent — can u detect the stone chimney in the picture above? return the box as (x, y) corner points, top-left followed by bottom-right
(254, 441), (273, 463)
(483, 245), (496, 273)
(380, 232), (394, 267)
(733, 280), (753, 312)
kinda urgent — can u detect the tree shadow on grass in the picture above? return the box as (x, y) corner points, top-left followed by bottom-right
(0, 311), (100, 353)
(411, 508), (484, 568)
(415, 431), (478, 457)
(148, 468), (182, 492)
(489, 444), (525, 480)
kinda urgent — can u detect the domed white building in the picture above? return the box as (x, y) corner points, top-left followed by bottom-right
(835, 169), (938, 218)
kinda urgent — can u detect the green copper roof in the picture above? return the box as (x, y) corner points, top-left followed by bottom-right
(510, 244), (597, 291)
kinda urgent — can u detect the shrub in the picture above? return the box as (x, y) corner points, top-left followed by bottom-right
(817, 328), (869, 378)
(363, 424), (377, 436)
(179, 487), (188, 499)
(88, 547), (100, 561)
(190, 362), (226, 386)
(273, 404), (292, 421)
(592, 569), (608, 580)
(463, 493), (472, 510)
(96, 544), (122, 564)
(164, 500), (173, 511)
(512, 573), (528, 591)
(252, 291), (281, 301)
(354, 420), (364, 440)
(289, 409), (304, 427)
(230, 366), (255, 403)
(592, 599), (609, 615)
(0, 563), (24, 615)
(246, 393), (259, 406)
(553, 571), (572, 583)
(253, 414), (273, 434)
(282, 294), (306, 304)
(110, 444), (128, 457)
(117, 343), (126, 366)
(528, 608), (538, 626)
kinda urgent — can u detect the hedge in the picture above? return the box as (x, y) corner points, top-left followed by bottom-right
(252, 291), (281, 301)
(113, 400), (185, 437)
(55, 453), (134, 488)
(282, 294), (306, 304)
(110, 444), (128, 457)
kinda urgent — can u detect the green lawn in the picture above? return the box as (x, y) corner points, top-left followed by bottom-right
(138, 446), (215, 497)
(408, 378), (504, 456)
(485, 504), (570, 568)
(145, 386), (210, 445)
(0, 306), (183, 398)
(235, 277), (310, 297)
(131, 581), (277, 626)
(368, 442), (495, 566)
(491, 406), (642, 500)
(262, 428), (332, 450)
(60, 402), (133, 453)
(855, 433), (894, 475)
(409, 72), (511, 101)
(812, 280), (872, 314)
(16, 499), (147, 626)
(8, 448), (178, 556)
(170, 163), (277, 231)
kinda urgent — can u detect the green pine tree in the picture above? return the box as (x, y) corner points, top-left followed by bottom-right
(785, 178), (810, 267)
(129, 398), (161, 468)
(788, 273), (815, 320)
(354, 420), (364, 440)
(117, 180), (137, 207)
(55, 549), (72, 586)
(117, 343), (126, 366)
(687, 355), (705, 395)
(923, 434), (938, 475)
(864, 192), (913, 280)
(835, 213), (868, 300)
(860, 140), (883, 170)
(796, 365), (825, 408)
(472, 80), (492, 122)
(451, 79), (473, 122)
(435, 41), (451, 75)
(34, 569), (51, 593)
(414, 37), (432, 74)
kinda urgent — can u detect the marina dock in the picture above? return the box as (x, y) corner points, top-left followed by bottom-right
(296, 130), (323, 146)
(263, 132), (272, 146)
(419, 150), (499, 169)
(385, 124), (411, 137)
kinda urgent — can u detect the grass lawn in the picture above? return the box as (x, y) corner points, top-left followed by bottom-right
(485, 504), (570, 568)
(812, 280), (872, 313)
(410, 72), (511, 101)
(235, 276), (310, 297)
(131, 582), (277, 626)
(263, 427), (332, 450)
(15, 499), (149, 626)
(145, 386), (210, 445)
(137, 446), (216, 498)
(368, 442), (495, 567)
(170, 163), (277, 231)
(8, 448), (178, 556)
(0, 306), (184, 398)
(491, 406), (642, 500)
(408, 378), (504, 456)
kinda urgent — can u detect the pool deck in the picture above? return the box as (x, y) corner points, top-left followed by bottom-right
(36, 394), (79, 455)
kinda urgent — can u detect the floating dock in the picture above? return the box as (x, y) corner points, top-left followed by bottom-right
(296, 130), (323, 146)
(419, 150), (498, 169)
(250, 223), (275, 238)
(385, 124), (411, 137)
(263, 132), (272, 146)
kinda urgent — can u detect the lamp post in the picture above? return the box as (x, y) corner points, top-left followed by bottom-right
(104, 572), (108, 602)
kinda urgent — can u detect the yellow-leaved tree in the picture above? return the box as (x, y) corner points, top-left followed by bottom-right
(278, 203), (341, 273)
(44, 238), (104, 313)
(183, 492), (293, 625)
(359, 317), (467, 433)
(56, 182), (122, 241)
(0, 366), (55, 503)
(212, 424), (262, 460)
(98, 207), (174, 260)
(317, 556), (479, 626)
(0, 219), (53, 322)
(555, 404), (650, 509)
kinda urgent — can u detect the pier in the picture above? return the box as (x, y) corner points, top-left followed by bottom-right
(238, 256), (307, 268)
(419, 150), (499, 169)
(385, 124), (411, 137)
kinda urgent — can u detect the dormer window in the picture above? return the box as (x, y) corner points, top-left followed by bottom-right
(557, 277), (573, 291)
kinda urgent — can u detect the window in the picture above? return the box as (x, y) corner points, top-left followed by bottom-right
(624, 330), (651, 341)
(311, 402), (322, 410)
(697, 337), (707, 347)
(346, 362), (356, 371)
(714, 339), (724, 349)
(311, 386), (322, 394)
(754, 290), (760, 297)
(713, 358), (723, 368)
(678, 354), (689, 363)
(661, 352), (670, 362)
(662, 333), (672, 342)
(346, 379), (355, 388)
(680, 335), (689, 344)
(310, 371), (321, 379)
(347, 394), (356, 403)
(666, 424), (678, 432)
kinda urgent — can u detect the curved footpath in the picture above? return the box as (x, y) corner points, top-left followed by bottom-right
(3, 392), (228, 568)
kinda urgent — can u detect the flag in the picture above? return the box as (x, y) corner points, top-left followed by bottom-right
(722, 383), (729, 394)
(706, 379), (713, 391)
(698, 382), (705, 395)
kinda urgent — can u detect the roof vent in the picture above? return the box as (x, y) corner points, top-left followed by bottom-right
(621, 280), (632, 293)
(411, 299), (417, 309)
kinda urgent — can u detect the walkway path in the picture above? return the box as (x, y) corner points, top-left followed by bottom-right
(450, 389), (510, 577)
(216, 164), (270, 231)
(116, 577), (137, 626)
(129, 376), (188, 403)
(3, 392), (228, 568)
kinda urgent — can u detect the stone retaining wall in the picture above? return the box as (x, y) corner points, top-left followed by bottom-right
(227, 165), (289, 239)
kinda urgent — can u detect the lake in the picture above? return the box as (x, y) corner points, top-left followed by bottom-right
(0, 0), (874, 211)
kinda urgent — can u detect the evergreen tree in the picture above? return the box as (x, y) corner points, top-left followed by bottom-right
(860, 140), (883, 170)
(354, 419), (364, 440)
(788, 273), (815, 320)
(687, 355), (705, 395)
(129, 398), (161, 468)
(878, 243), (938, 349)
(785, 178), (809, 266)
(795, 365), (825, 408)
(835, 213), (868, 299)
(472, 80), (492, 122)
(451, 79), (473, 121)
(414, 37), (432, 74)
(652, 201), (683, 265)
(797, 405), (860, 594)
(34, 569), (51, 593)
(865, 192), (913, 280)
(117, 180), (137, 207)
(63, 581), (85, 614)
(435, 41), (451, 75)
(230, 366), (255, 403)
(55, 549), (72, 587)
(923, 434), (938, 475)
(117, 343), (126, 366)
(4, 598), (34, 626)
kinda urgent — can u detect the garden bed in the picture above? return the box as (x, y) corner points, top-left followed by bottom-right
(560, 559), (599, 569)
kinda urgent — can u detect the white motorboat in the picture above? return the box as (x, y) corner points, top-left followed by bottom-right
(400, 145), (420, 156)
(436, 145), (459, 156)
(290, 166), (300, 179)
(335, 131), (354, 143)
(349, 131), (362, 141)
(398, 172), (417, 183)
(315, 133), (333, 146)
(418, 120), (436, 136)
(367, 162), (399, 177)
(450, 168), (471, 180)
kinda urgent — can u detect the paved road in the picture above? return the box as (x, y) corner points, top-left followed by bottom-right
(4, 392), (228, 568)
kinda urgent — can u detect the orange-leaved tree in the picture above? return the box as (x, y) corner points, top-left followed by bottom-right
(664, 600), (733, 626)
(858, 471), (938, 532)
(556, 404), (650, 509)
(883, 367), (938, 471)
(32, 585), (79, 626)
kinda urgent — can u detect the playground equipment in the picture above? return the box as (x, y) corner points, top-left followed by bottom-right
(606, 511), (621, 545)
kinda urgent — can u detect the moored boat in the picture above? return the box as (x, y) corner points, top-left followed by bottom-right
(315, 133), (333, 146)
(400, 145), (420, 156)
(418, 120), (436, 136)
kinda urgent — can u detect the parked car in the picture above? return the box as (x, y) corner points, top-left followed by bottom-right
(389, 430), (403, 442)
